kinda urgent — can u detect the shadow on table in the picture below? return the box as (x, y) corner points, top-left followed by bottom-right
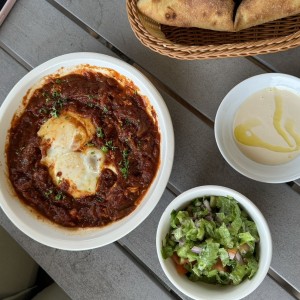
(0, 225), (70, 300)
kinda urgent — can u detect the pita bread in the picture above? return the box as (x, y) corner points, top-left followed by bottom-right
(235, 0), (300, 31)
(137, 0), (235, 32)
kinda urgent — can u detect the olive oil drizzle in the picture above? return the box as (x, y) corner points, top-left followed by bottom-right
(234, 92), (300, 153)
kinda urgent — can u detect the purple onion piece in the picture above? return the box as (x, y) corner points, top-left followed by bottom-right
(228, 251), (236, 260)
(203, 199), (211, 211)
(191, 246), (203, 254)
(235, 251), (244, 264)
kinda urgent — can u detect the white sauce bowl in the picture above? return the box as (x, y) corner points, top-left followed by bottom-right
(215, 73), (300, 183)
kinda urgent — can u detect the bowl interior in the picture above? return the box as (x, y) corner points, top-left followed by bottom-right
(215, 73), (300, 183)
(0, 52), (174, 250)
(156, 185), (272, 300)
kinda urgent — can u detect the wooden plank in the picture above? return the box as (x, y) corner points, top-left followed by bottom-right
(257, 48), (300, 77)
(0, 0), (117, 68)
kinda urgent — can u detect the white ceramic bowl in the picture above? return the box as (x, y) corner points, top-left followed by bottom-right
(156, 185), (272, 300)
(215, 73), (300, 183)
(0, 52), (174, 250)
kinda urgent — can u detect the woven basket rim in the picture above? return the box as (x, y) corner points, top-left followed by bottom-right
(126, 0), (300, 59)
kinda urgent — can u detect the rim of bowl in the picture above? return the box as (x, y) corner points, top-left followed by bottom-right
(156, 185), (272, 300)
(214, 73), (300, 183)
(0, 52), (174, 250)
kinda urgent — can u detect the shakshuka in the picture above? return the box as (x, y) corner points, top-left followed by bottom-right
(6, 66), (160, 227)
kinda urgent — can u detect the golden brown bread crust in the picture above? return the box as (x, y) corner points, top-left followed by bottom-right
(137, 0), (235, 32)
(235, 0), (300, 31)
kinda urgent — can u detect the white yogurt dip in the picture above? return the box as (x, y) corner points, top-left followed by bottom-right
(233, 87), (300, 165)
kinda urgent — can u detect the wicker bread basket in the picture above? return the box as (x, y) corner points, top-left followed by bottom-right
(126, 0), (300, 60)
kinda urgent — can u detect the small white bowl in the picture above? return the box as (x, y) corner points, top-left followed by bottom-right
(0, 52), (174, 250)
(156, 185), (272, 300)
(215, 73), (300, 183)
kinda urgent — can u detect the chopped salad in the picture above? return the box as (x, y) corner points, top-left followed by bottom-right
(161, 196), (259, 285)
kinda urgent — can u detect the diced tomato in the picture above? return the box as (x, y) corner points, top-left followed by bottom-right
(212, 258), (227, 272)
(171, 253), (189, 275)
(227, 248), (238, 259)
(175, 263), (188, 275)
(171, 253), (181, 265)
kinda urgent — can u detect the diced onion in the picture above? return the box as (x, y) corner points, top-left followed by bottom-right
(235, 251), (244, 264)
(191, 246), (203, 254)
(203, 199), (211, 211)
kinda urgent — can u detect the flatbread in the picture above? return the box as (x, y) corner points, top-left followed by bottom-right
(235, 0), (300, 31)
(137, 0), (235, 32)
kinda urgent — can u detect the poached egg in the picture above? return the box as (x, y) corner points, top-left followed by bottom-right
(38, 111), (105, 198)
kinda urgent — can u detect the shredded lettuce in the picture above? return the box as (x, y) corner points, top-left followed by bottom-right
(161, 195), (260, 285)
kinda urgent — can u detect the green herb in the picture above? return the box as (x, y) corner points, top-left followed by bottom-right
(47, 90), (67, 118)
(105, 140), (117, 150)
(50, 107), (59, 118)
(57, 177), (62, 185)
(52, 90), (61, 98)
(162, 196), (259, 286)
(96, 197), (105, 202)
(90, 151), (95, 155)
(101, 146), (108, 153)
(96, 127), (104, 138)
(56, 97), (67, 108)
(55, 78), (62, 84)
(39, 107), (48, 114)
(125, 118), (132, 126)
(44, 189), (53, 198)
(86, 142), (95, 147)
(55, 191), (65, 201)
(120, 149), (129, 179)
(15, 146), (25, 155)
(102, 106), (109, 113)
(87, 102), (94, 108)
(42, 91), (51, 102)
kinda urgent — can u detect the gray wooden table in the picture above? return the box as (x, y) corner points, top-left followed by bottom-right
(1, 1), (300, 299)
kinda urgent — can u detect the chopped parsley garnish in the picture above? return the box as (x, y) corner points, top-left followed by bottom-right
(100, 141), (117, 152)
(42, 91), (51, 102)
(105, 140), (117, 150)
(120, 149), (130, 179)
(55, 78), (62, 84)
(50, 107), (59, 118)
(15, 146), (25, 155)
(55, 191), (65, 201)
(86, 142), (95, 147)
(52, 90), (61, 98)
(39, 107), (48, 114)
(102, 106), (109, 113)
(96, 197), (105, 202)
(44, 189), (53, 198)
(101, 146), (108, 153)
(96, 127), (104, 138)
